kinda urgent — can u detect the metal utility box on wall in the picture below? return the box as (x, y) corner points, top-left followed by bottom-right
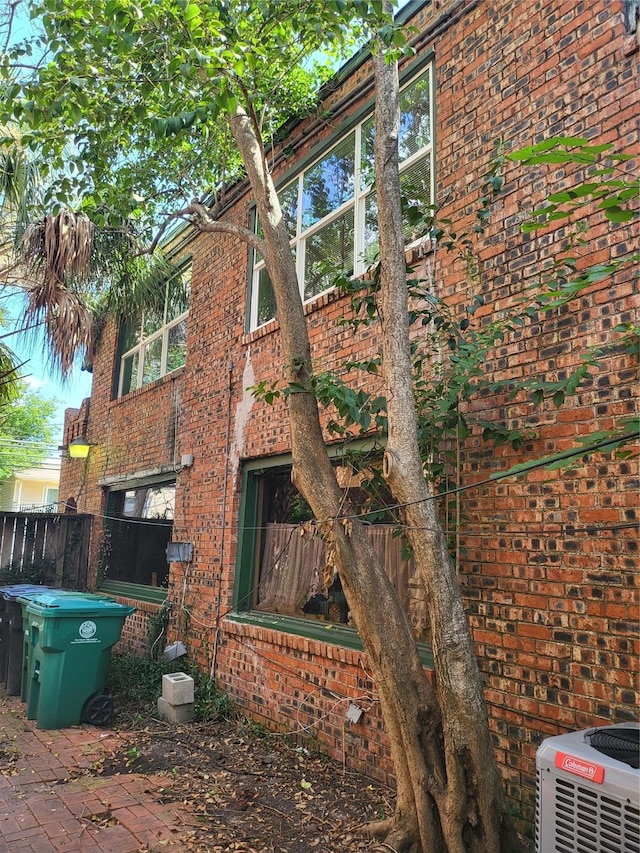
(166, 542), (193, 562)
(536, 722), (640, 853)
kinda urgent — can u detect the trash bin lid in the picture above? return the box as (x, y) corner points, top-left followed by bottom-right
(23, 593), (135, 618)
(1, 584), (58, 600)
(16, 589), (113, 603)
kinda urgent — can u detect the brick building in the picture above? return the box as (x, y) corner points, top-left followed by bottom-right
(60, 0), (639, 830)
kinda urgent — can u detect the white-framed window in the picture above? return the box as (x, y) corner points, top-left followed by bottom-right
(44, 487), (59, 508)
(118, 265), (191, 397)
(249, 64), (434, 331)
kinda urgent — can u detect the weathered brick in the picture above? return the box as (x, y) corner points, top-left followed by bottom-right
(60, 0), (639, 835)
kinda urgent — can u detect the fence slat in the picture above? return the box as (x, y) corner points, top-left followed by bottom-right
(55, 517), (67, 586)
(77, 516), (92, 590)
(0, 512), (92, 589)
(0, 516), (14, 567)
(33, 518), (47, 563)
(11, 518), (26, 568)
(62, 516), (91, 589)
(23, 517), (37, 566)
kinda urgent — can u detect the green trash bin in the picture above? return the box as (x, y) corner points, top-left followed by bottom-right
(19, 591), (116, 705)
(22, 593), (134, 730)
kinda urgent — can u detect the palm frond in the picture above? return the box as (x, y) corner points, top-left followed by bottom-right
(21, 210), (95, 289)
(18, 210), (178, 377)
(0, 341), (20, 406)
(19, 210), (96, 377)
(0, 132), (42, 233)
(2, 131), (179, 380)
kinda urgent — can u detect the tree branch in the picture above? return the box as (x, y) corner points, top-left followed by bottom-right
(144, 201), (266, 259)
(189, 200), (267, 255)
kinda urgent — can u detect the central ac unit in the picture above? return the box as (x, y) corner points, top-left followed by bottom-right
(536, 722), (640, 853)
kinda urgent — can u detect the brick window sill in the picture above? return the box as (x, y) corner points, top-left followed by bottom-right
(227, 610), (434, 668)
(110, 366), (185, 406)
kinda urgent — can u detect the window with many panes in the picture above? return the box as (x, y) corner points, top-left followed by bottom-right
(101, 482), (175, 590)
(118, 264), (191, 397)
(235, 458), (430, 644)
(249, 65), (433, 330)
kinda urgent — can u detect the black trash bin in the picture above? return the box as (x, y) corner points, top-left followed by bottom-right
(0, 592), (10, 685)
(0, 585), (56, 696)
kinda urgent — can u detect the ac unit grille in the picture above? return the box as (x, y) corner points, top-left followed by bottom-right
(536, 724), (640, 853)
(545, 776), (640, 853)
(588, 727), (640, 769)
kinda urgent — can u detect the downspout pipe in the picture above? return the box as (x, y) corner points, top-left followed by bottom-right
(211, 359), (234, 680)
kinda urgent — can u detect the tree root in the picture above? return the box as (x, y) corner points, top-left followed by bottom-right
(365, 817), (395, 839)
(363, 816), (421, 853)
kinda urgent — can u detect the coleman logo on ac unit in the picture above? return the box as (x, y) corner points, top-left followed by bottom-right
(555, 751), (605, 784)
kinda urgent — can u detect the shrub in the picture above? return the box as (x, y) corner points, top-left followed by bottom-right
(106, 653), (235, 722)
(0, 557), (56, 586)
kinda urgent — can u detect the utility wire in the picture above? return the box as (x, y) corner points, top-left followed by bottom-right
(74, 430), (638, 531)
(88, 507), (637, 537)
(320, 431), (640, 524)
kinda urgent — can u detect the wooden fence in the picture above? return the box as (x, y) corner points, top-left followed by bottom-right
(0, 512), (93, 590)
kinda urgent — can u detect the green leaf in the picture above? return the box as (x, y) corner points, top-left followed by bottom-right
(184, 4), (201, 21)
(617, 187), (640, 201)
(153, 118), (167, 137)
(546, 191), (576, 203)
(554, 136), (590, 146)
(603, 206), (635, 223)
(167, 116), (184, 134)
(219, 90), (238, 114)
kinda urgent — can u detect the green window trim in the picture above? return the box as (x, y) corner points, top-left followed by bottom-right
(227, 611), (434, 669)
(98, 579), (168, 605)
(232, 450), (434, 664)
(233, 463), (264, 614)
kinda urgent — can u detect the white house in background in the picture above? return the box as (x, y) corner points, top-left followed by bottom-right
(0, 456), (61, 512)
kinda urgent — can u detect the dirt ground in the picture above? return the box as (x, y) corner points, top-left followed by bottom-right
(91, 706), (395, 853)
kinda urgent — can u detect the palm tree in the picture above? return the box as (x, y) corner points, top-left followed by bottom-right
(1, 129), (179, 382)
(0, 129), (39, 403)
(0, 330), (20, 405)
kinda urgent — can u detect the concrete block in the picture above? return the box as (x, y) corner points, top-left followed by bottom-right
(162, 672), (194, 705)
(157, 696), (194, 723)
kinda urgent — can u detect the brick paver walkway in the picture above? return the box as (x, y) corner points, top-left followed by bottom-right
(0, 689), (194, 852)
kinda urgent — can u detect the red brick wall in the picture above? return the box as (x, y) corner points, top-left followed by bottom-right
(430, 0), (639, 814)
(60, 0), (639, 832)
(219, 621), (397, 785)
(113, 597), (164, 658)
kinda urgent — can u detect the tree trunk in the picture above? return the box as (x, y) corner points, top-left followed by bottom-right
(228, 93), (521, 851)
(372, 41), (520, 852)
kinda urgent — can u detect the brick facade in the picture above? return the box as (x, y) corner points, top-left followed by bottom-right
(60, 0), (639, 832)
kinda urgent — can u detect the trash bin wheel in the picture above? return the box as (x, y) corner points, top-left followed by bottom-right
(83, 694), (114, 726)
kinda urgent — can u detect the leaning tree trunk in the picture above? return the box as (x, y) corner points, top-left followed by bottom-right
(372, 41), (521, 852)
(228, 95), (521, 852)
